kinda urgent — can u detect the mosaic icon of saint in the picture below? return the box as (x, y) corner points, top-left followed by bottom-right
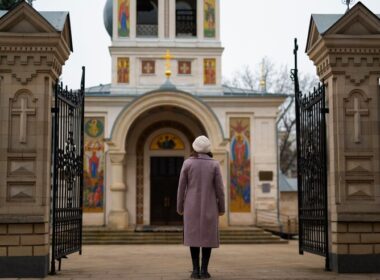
(204, 59), (216, 85)
(118, 0), (130, 36)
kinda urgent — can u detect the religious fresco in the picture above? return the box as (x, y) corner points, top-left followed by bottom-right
(84, 118), (105, 213)
(142, 60), (155, 75)
(204, 0), (216, 38)
(178, 61), (191, 75)
(204, 58), (216, 85)
(118, 0), (130, 37)
(117, 57), (129, 83)
(230, 117), (251, 213)
(150, 133), (185, 150)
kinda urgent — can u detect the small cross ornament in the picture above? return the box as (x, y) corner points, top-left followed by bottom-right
(342, 0), (355, 12)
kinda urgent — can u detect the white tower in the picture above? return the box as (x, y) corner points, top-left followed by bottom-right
(104, 0), (223, 95)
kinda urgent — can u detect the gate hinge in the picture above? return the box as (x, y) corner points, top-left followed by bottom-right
(322, 108), (329, 114)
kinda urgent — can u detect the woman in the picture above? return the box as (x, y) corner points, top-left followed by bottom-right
(177, 135), (225, 279)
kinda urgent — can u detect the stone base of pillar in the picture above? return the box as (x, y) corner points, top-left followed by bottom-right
(0, 256), (49, 277)
(331, 254), (380, 273)
(108, 211), (129, 229)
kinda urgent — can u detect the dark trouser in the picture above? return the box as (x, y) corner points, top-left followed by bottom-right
(190, 247), (212, 261)
(190, 247), (212, 273)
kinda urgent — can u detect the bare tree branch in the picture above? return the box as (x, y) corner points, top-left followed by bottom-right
(226, 57), (319, 176)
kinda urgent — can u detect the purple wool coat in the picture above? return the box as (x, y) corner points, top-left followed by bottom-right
(177, 154), (226, 248)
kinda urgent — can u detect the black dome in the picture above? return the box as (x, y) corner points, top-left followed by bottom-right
(103, 0), (113, 38)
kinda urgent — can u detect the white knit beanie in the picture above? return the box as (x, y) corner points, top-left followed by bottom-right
(192, 135), (211, 153)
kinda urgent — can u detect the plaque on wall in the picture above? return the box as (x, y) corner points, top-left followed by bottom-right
(261, 183), (271, 193)
(259, 171), (273, 181)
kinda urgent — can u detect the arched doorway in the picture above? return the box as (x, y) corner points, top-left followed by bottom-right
(125, 105), (207, 225)
(106, 89), (227, 229)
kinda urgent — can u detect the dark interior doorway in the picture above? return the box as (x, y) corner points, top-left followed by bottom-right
(150, 157), (184, 225)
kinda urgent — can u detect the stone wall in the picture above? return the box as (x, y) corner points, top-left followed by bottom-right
(0, 2), (72, 277)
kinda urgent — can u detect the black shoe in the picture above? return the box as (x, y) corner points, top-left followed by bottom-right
(200, 268), (211, 279)
(191, 270), (200, 279)
(190, 258), (200, 279)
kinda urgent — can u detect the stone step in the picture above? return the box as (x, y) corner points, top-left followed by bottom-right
(83, 232), (273, 237)
(83, 240), (287, 245)
(83, 236), (274, 241)
(82, 226), (287, 245)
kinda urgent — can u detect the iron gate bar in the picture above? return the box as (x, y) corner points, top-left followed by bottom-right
(292, 39), (330, 271)
(50, 67), (85, 275)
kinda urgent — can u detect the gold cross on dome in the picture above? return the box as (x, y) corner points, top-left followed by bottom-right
(163, 49), (174, 78)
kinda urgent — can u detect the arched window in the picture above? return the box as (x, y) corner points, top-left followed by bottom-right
(176, 0), (196, 37)
(137, 0), (158, 37)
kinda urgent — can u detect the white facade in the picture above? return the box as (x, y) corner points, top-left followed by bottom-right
(83, 0), (286, 229)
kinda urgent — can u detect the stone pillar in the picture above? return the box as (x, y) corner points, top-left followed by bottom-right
(197, 0), (203, 40)
(158, 0), (165, 39)
(108, 152), (129, 229)
(306, 3), (380, 272)
(169, 0), (176, 39)
(0, 3), (72, 277)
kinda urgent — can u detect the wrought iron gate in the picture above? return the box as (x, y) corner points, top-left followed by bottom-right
(292, 39), (330, 270)
(51, 67), (85, 274)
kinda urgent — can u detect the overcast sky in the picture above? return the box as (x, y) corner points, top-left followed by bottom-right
(33, 0), (379, 89)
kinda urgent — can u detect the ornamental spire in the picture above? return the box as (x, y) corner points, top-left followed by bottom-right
(163, 49), (174, 78)
(342, 0), (355, 13)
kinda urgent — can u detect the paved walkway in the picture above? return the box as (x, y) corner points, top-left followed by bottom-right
(21, 241), (380, 279)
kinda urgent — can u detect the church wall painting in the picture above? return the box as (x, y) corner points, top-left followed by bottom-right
(150, 133), (185, 150)
(84, 117), (105, 213)
(230, 117), (251, 213)
(204, 0), (216, 38)
(118, 0), (130, 37)
(204, 58), (216, 85)
(117, 57), (129, 83)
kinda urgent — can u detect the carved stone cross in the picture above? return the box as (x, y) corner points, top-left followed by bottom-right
(180, 63), (190, 74)
(143, 62), (153, 74)
(346, 97), (368, 144)
(12, 97), (36, 144)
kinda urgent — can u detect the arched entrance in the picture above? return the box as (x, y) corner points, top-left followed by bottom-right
(126, 106), (207, 225)
(106, 89), (227, 229)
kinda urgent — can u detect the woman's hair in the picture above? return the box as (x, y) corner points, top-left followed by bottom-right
(191, 150), (213, 158)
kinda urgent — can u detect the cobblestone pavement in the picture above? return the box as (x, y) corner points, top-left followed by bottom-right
(13, 241), (380, 279)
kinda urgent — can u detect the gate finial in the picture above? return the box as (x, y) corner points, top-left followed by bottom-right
(342, 0), (355, 13)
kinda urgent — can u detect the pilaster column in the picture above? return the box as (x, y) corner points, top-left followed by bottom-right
(158, 0), (165, 39)
(130, 0), (136, 39)
(197, 0), (203, 40)
(108, 152), (129, 229)
(169, 0), (176, 39)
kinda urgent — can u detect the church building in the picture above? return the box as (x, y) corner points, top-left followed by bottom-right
(83, 0), (286, 229)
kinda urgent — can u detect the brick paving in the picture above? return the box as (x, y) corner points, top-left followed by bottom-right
(13, 241), (380, 279)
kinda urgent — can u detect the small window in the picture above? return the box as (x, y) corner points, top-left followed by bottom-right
(178, 61), (191, 75)
(176, 0), (196, 37)
(137, 0), (158, 37)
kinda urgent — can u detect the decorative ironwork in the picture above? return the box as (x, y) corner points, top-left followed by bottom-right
(137, 24), (158, 37)
(50, 67), (85, 275)
(292, 39), (330, 270)
(176, 9), (196, 37)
